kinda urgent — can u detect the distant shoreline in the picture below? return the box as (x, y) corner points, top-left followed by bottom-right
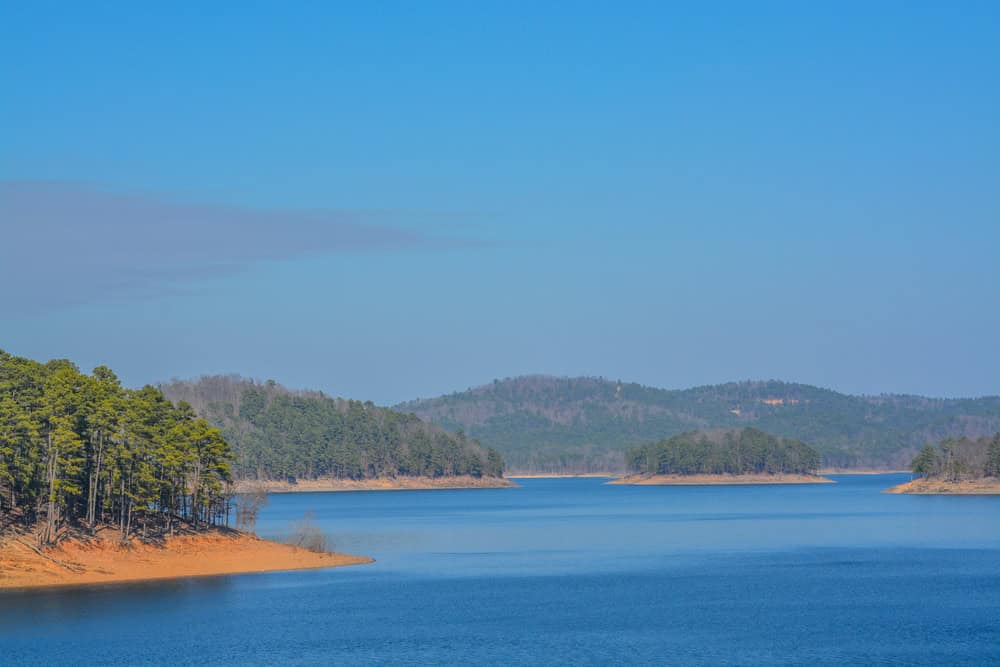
(608, 473), (834, 486)
(883, 477), (1000, 495)
(819, 469), (909, 475)
(234, 475), (517, 493)
(0, 531), (371, 592)
(507, 473), (616, 479)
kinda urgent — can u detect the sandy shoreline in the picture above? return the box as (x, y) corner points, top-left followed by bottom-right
(608, 473), (834, 486)
(819, 469), (909, 475)
(235, 475), (516, 493)
(507, 473), (616, 479)
(0, 532), (372, 591)
(884, 477), (1000, 495)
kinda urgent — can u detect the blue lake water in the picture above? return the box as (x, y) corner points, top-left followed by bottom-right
(2, 474), (1000, 665)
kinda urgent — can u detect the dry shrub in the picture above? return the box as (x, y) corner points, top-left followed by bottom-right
(234, 485), (269, 534)
(288, 512), (329, 553)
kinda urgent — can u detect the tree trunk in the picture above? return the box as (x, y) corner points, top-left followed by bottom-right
(125, 500), (132, 541)
(46, 433), (57, 545)
(191, 461), (201, 527)
(87, 432), (105, 528)
(120, 477), (126, 534)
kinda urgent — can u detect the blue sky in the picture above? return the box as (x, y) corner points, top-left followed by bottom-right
(2, 1), (998, 403)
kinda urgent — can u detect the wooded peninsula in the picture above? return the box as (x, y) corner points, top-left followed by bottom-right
(0, 350), (369, 590)
(161, 375), (506, 486)
(887, 434), (1000, 494)
(614, 428), (831, 485)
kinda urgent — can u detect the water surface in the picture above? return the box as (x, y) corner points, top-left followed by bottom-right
(2, 474), (999, 665)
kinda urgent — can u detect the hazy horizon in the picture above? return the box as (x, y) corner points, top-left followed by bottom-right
(155, 370), (1000, 407)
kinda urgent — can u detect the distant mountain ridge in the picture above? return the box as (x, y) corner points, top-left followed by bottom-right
(396, 376), (1000, 472)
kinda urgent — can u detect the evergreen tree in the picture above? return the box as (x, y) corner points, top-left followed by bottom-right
(627, 428), (821, 476)
(911, 444), (939, 476)
(0, 350), (235, 544)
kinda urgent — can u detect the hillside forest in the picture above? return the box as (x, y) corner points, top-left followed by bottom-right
(161, 376), (505, 482)
(398, 376), (1000, 472)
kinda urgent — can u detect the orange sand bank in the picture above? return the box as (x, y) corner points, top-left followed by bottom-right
(0, 532), (371, 591)
(608, 473), (834, 486)
(884, 477), (1000, 495)
(236, 475), (516, 493)
(507, 473), (616, 479)
(818, 468), (909, 475)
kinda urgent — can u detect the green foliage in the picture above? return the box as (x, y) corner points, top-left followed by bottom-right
(626, 428), (821, 476)
(160, 376), (505, 481)
(0, 350), (233, 542)
(987, 435), (1000, 478)
(911, 444), (939, 475)
(910, 434), (1000, 481)
(398, 376), (1000, 471)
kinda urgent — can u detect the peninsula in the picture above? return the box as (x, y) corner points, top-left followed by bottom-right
(160, 375), (507, 488)
(885, 434), (1000, 495)
(236, 474), (516, 493)
(613, 428), (831, 485)
(0, 527), (371, 591)
(610, 473), (832, 486)
(0, 350), (371, 591)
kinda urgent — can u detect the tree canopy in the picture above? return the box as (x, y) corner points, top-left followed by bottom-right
(398, 376), (1000, 472)
(0, 350), (233, 544)
(160, 376), (504, 481)
(909, 434), (1000, 481)
(626, 428), (821, 476)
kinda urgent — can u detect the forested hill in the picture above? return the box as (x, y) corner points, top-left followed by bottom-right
(396, 376), (1000, 471)
(160, 376), (505, 481)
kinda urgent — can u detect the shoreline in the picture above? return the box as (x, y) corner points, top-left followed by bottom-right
(884, 477), (1000, 495)
(507, 473), (616, 479)
(818, 469), (909, 475)
(0, 530), (372, 592)
(234, 475), (517, 493)
(608, 473), (834, 486)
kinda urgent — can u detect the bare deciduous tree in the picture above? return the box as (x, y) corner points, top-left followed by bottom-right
(234, 485), (269, 534)
(288, 512), (328, 553)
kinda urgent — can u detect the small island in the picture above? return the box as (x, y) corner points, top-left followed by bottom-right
(885, 434), (1000, 495)
(611, 428), (832, 485)
(0, 351), (369, 591)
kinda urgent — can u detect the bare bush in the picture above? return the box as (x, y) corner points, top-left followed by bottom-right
(234, 485), (269, 534)
(288, 512), (329, 553)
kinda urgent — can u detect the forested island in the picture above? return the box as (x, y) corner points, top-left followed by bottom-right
(612, 428), (830, 485)
(886, 434), (1000, 494)
(160, 375), (510, 490)
(399, 376), (1000, 472)
(0, 350), (369, 590)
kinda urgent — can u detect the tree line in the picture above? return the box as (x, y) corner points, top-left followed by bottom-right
(911, 434), (1000, 481)
(626, 427), (821, 476)
(0, 350), (233, 544)
(160, 375), (505, 481)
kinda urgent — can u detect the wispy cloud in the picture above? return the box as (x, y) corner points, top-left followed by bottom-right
(0, 181), (471, 314)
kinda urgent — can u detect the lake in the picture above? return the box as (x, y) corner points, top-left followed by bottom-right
(2, 474), (999, 665)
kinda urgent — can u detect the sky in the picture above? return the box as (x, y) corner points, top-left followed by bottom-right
(2, 1), (998, 404)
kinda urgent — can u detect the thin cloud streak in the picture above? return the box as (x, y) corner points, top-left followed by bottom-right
(0, 181), (478, 315)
